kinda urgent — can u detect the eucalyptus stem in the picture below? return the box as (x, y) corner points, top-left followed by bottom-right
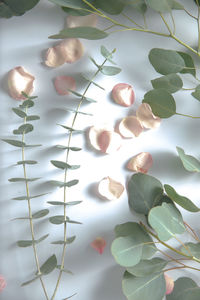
(183, 8), (198, 20)
(22, 106), (49, 300)
(176, 112), (200, 119)
(184, 222), (200, 242)
(163, 265), (200, 272)
(121, 12), (144, 29)
(50, 55), (111, 300)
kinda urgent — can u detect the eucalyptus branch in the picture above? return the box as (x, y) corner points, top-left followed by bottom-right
(184, 222), (200, 242)
(121, 12), (144, 29)
(183, 8), (198, 20)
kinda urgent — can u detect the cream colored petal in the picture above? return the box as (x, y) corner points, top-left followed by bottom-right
(66, 14), (97, 28)
(59, 38), (84, 63)
(127, 152), (153, 173)
(165, 274), (174, 295)
(98, 177), (124, 201)
(91, 237), (106, 254)
(136, 103), (161, 129)
(54, 76), (76, 95)
(45, 45), (66, 67)
(119, 116), (143, 138)
(112, 83), (135, 107)
(8, 66), (35, 100)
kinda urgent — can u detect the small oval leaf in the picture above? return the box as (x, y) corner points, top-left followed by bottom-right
(49, 27), (109, 40)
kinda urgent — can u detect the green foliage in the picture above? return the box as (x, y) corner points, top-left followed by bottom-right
(49, 26), (109, 40)
(164, 184), (200, 212)
(17, 234), (49, 247)
(177, 147), (200, 172)
(178, 51), (196, 77)
(127, 0), (147, 14)
(47, 200), (82, 206)
(146, 0), (183, 12)
(13, 124), (34, 135)
(40, 254), (57, 275)
(127, 257), (167, 277)
(100, 66), (121, 75)
(180, 243), (200, 259)
(143, 89), (176, 118)
(151, 74), (183, 93)
(192, 85), (200, 102)
(166, 277), (200, 300)
(122, 271), (166, 300)
(49, 179), (79, 187)
(148, 203), (185, 241)
(0, 0), (39, 18)
(100, 46), (116, 64)
(32, 209), (49, 219)
(128, 173), (163, 215)
(51, 160), (80, 170)
(51, 236), (76, 245)
(149, 48), (185, 75)
(94, 0), (125, 14)
(49, 0), (89, 10)
(2, 139), (26, 147)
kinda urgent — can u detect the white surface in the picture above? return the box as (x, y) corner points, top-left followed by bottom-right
(1, 1), (200, 299)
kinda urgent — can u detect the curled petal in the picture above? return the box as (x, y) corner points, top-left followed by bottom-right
(8, 66), (35, 100)
(164, 274), (174, 295)
(127, 152), (153, 173)
(98, 177), (124, 201)
(0, 275), (6, 292)
(89, 126), (121, 154)
(136, 103), (161, 129)
(91, 237), (106, 254)
(119, 116), (143, 138)
(59, 38), (84, 64)
(45, 45), (67, 67)
(54, 76), (76, 95)
(66, 14), (97, 28)
(112, 83), (135, 107)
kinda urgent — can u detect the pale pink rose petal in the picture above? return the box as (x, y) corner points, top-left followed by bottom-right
(59, 38), (84, 64)
(165, 274), (174, 295)
(136, 103), (161, 129)
(54, 76), (76, 95)
(66, 14), (97, 28)
(98, 176), (124, 201)
(45, 45), (67, 67)
(91, 237), (106, 254)
(0, 275), (6, 292)
(119, 116), (143, 138)
(127, 152), (153, 173)
(89, 126), (121, 154)
(8, 66), (35, 100)
(112, 83), (135, 107)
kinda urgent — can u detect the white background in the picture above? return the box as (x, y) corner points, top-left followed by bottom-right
(1, 0), (200, 299)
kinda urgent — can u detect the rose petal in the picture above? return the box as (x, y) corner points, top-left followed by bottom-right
(8, 66), (35, 100)
(112, 83), (135, 107)
(98, 176), (124, 201)
(59, 38), (84, 64)
(54, 76), (76, 95)
(119, 116), (143, 138)
(66, 14), (97, 28)
(45, 45), (67, 67)
(136, 103), (161, 129)
(127, 152), (153, 173)
(89, 126), (121, 154)
(91, 237), (106, 254)
(0, 275), (6, 292)
(165, 274), (174, 295)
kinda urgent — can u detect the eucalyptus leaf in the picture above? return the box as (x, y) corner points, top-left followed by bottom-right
(128, 173), (163, 215)
(51, 236), (76, 245)
(9, 177), (40, 182)
(58, 124), (83, 133)
(25, 144), (42, 148)
(13, 124), (33, 135)
(56, 265), (73, 275)
(192, 85), (200, 102)
(62, 6), (90, 16)
(122, 271), (166, 300)
(100, 45), (116, 64)
(67, 219), (82, 224)
(21, 276), (39, 287)
(32, 209), (49, 219)
(94, 0), (125, 14)
(127, 0), (147, 14)
(40, 254), (57, 275)
(3, 0), (40, 14)
(143, 89), (176, 118)
(12, 193), (48, 201)
(12, 108), (27, 118)
(177, 146), (200, 172)
(65, 107), (93, 115)
(164, 184), (200, 212)
(17, 240), (33, 247)
(47, 200), (82, 206)
(49, 27), (108, 40)
(127, 257), (168, 277)
(167, 277), (200, 300)
(178, 51), (196, 77)
(17, 160), (37, 165)
(180, 243), (200, 259)
(148, 203), (185, 241)
(146, 0), (172, 12)
(19, 99), (34, 108)
(26, 115), (40, 121)
(56, 145), (82, 151)
(49, 0), (89, 10)
(49, 215), (67, 224)
(100, 66), (121, 76)
(0, 2), (14, 18)
(48, 180), (79, 187)
(149, 48), (185, 75)
(2, 139), (26, 147)
(151, 74), (183, 93)
(51, 160), (80, 170)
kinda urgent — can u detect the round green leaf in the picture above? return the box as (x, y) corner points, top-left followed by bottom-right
(149, 48), (185, 75)
(177, 147), (200, 172)
(122, 271), (166, 300)
(151, 74), (183, 93)
(49, 27), (108, 40)
(148, 203), (185, 241)
(128, 173), (163, 215)
(167, 277), (200, 300)
(143, 89), (176, 118)
(178, 51), (196, 77)
(127, 257), (168, 277)
(62, 6), (90, 15)
(4, 0), (40, 14)
(94, 0), (125, 14)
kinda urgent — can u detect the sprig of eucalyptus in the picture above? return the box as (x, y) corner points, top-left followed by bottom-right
(47, 46), (121, 300)
(0, 0), (40, 18)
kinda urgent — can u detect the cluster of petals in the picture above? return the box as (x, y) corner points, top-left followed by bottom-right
(8, 66), (35, 100)
(164, 274), (174, 295)
(0, 275), (6, 292)
(89, 125), (121, 154)
(98, 177), (125, 201)
(54, 76), (76, 95)
(66, 14), (97, 28)
(112, 83), (135, 107)
(45, 38), (84, 68)
(127, 152), (153, 173)
(91, 237), (106, 254)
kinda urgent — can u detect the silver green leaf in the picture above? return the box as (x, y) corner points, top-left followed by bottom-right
(49, 27), (108, 40)
(49, 215), (67, 224)
(2, 139), (26, 147)
(167, 277), (200, 300)
(12, 108), (27, 118)
(51, 236), (76, 245)
(177, 146), (200, 172)
(178, 51), (196, 77)
(32, 209), (49, 219)
(47, 200), (82, 206)
(192, 85), (200, 102)
(51, 160), (80, 170)
(13, 123), (33, 135)
(127, 257), (168, 277)
(9, 177), (40, 182)
(40, 254), (57, 275)
(100, 66), (121, 76)
(26, 115), (40, 121)
(151, 74), (183, 93)
(17, 160), (37, 165)
(180, 243), (200, 259)
(100, 45), (116, 64)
